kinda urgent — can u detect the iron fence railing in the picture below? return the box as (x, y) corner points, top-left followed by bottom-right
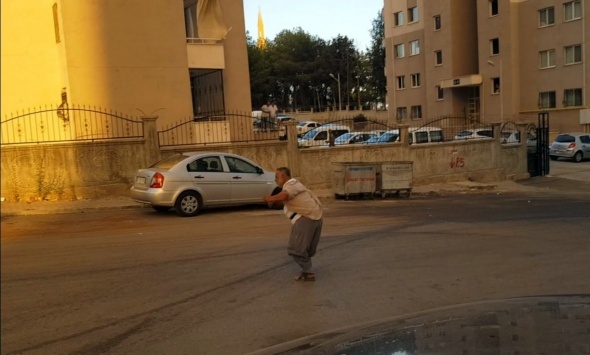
(158, 112), (287, 147)
(1, 104), (143, 145)
(414, 116), (494, 143)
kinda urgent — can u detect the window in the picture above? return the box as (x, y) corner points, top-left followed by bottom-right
(410, 40), (420, 55)
(394, 11), (404, 26)
(564, 1), (581, 21)
(396, 76), (405, 90)
(436, 86), (444, 100)
(410, 73), (421, 88)
(489, 0), (498, 16)
(184, 2), (198, 38)
(395, 43), (405, 58)
(396, 107), (407, 119)
(564, 45), (582, 65)
(225, 157), (259, 174)
(491, 78), (501, 94)
(435, 50), (443, 65)
(411, 105), (422, 119)
(408, 7), (418, 23)
(564, 89), (582, 106)
(539, 50), (555, 68)
(414, 131), (428, 143)
(539, 91), (556, 109)
(434, 15), (441, 30)
(490, 38), (500, 55)
(539, 7), (555, 27)
(188, 157), (223, 172)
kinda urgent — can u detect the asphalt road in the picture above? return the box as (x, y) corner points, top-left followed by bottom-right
(1, 161), (589, 355)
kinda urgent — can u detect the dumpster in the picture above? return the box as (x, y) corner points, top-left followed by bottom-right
(332, 162), (376, 199)
(375, 161), (413, 197)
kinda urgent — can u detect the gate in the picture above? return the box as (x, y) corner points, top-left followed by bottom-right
(528, 112), (550, 177)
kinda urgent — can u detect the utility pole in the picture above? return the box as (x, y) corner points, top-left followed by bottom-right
(329, 73), (341, 111)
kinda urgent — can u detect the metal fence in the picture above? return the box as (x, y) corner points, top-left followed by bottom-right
(1, 104), (143, 145)
(304, 115), (498, 146)
(158, 112), (287, 147)
(412, 116), (494, 142)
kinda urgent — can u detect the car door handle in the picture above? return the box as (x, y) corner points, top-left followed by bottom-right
(232, 176), (242, 179)
(194, 175), (205, 179)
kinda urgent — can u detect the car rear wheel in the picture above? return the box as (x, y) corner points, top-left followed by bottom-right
(174, 191), (203, 217)
(550, 156), (559, 161)
(573, 151), (583, 163)
(152, 206), (170, 212)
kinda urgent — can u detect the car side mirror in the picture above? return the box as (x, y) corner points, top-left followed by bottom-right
(256, 167), (264, 174)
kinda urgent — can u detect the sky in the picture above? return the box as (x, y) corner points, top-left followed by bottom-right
(243, 0), (384, 51)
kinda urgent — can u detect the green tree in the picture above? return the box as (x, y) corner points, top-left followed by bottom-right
(323, 35), (361, 110)
(246, 31), (271, 110)
(367, 9), (386, 107)
(246, 15), (381, 112)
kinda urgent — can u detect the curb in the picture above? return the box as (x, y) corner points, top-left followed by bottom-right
(0, 181), (538, 217)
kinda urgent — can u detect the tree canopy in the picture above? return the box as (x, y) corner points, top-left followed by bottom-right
(247, 9), (385, 112)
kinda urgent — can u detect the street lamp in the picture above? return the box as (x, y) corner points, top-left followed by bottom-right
(487, 59), (503, 121)
(329, 73), (342, 111)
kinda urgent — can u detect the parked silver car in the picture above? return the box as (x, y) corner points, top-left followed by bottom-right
(130, 152), (280, 216)
(549, 133), (590, 163)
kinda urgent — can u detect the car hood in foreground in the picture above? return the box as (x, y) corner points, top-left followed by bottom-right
(246, 295), (589, 355)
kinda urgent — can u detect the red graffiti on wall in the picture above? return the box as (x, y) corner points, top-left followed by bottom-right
(450, 157), (465, 168)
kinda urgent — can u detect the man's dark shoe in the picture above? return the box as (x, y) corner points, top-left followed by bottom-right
(294, 272), (315, 281)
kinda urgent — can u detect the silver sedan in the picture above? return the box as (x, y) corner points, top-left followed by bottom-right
(130, 152), (280, 217)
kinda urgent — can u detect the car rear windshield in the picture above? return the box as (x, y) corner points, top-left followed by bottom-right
(555, 135), (575, 143)
(150, 154), (189, 169)
(456, 131), (472, 137)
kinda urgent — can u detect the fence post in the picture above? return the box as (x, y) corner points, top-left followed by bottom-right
(491, 122), (502, 143)
(141, 116), (161, 166)
(398, 124), (410, 147)
(517, 122), (531, 176)
(284, 121), (301, 177)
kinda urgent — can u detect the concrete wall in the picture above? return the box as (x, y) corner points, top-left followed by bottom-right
(295, 137), (525, 190)
(0, 119), (528, 202)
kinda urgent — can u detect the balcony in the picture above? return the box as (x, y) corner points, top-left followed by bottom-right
(440, 75), (482, 89)
(186, 38), (225, 69)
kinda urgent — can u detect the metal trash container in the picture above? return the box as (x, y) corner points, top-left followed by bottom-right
(332, 162), (376, 199)
(375, 161), (413, 197)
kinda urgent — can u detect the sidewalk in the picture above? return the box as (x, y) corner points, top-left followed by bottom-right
(0, 180), (543, 217)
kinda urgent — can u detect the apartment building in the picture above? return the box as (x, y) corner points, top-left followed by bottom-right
(1, 0), (251, 128)
(383, 0), (589, 133)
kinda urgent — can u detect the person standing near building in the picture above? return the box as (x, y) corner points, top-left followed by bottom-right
(268, 100), (278, 122)
(263, 167), (323, 281)
(261, 100), (278, 130)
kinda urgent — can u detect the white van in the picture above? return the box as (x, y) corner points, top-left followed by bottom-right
(408, 126), (444, 144)
(298, 124), (350, 148)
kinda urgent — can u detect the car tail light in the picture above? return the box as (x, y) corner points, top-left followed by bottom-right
(150, 173), (164, 188)
(568, 143), (576, 149)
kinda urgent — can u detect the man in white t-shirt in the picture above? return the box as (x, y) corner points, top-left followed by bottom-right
(263, 167), (323, 281)
(261, 100), (278, 130)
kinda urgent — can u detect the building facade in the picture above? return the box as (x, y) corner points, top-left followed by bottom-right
(384, 0), (589, 133)
(1, 0), (252, 129)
